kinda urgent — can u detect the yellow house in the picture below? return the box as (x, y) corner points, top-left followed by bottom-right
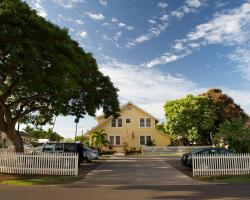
(88, 102), (171, 152)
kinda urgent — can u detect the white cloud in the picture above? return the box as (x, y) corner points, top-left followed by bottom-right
(126, 26), (134, 30)
(99, 57), (199, 118)
(99, 0), (107, 6)
(99, 57), (250, 119)
(85, 12), (105, 20)
(77, 31), (87, 38)
(148, 19), (156, 24)
(118, 22), (126, 27)
(74, 19), (84, 25)
(142, 2), (250, 69)
(158, 2), (168, 9)
(185, 0), (202, 8)
(229, 47), (250, 80)
(126, 0), (205, 48)
(111, 17), (118, 22)
(30, 0), (47, 18)
(52, 0), (84, 9)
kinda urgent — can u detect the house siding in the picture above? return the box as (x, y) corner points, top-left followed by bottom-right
(89, 103), (171, 152)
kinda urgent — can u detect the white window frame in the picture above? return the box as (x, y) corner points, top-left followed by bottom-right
(111, 117), (123, 128)
(139, 117), (152, 128)
(139, 135), (152, 145)
(109, 135), (121, 146)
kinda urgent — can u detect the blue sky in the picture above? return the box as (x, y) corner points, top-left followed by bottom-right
(24, 0), (250, 138)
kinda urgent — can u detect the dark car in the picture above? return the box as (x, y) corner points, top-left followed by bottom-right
(181, 147), (232, 167)
(43, 143), (84, 163)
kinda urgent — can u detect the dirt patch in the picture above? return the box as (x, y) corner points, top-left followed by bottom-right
(166, 157), (193, 178)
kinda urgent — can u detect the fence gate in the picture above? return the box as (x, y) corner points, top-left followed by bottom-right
(142, 146), (211, 157)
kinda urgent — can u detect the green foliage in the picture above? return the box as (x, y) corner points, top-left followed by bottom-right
(75, 134), (89, 145)
(90, 130), (109, 148)
(164, 95), (216, 144)
(23, 125), (63, 142)
(146, 139), (155, 146)
(156, 123), (167, 134)
(202, 88), (249, 127)
(0, 0), (120, 151)
(215, 117), (250, 153)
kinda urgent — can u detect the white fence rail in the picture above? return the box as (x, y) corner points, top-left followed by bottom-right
(142, 146), (211, 156)
(0, 152), (78, 176)
(193, 154), (250, 176)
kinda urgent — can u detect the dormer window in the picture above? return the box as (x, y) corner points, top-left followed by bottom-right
(111, 118), (122, 127)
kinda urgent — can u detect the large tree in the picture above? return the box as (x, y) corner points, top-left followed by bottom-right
(164, 95), (216, 144)
(202, 89), (248, 128)
(0, 0), (120, 152)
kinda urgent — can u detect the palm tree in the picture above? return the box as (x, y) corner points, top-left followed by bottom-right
(90, 130), (109, 148)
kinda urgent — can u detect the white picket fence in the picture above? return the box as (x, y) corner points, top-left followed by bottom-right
(0, 152), (79, 176)
(193, 154), (250, 176)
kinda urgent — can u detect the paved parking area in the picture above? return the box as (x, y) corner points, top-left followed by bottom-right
(1, 157), (250, 200)
(74, 157), (198, 186)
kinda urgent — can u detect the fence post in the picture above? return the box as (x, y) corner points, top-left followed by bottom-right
(74, 153), (79, 176)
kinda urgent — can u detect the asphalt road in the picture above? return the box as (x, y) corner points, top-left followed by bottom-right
(1, 157), (250, 200)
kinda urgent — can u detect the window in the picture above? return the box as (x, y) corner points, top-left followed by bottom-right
(55, 143), (63, 151)
(64, 144), (76, 152)
(140, 136), (145, 145)
(118, 118), (122, 127)
(146, 136), (152, 144)
(126, 118), (131, 123)
(140, 118), (145, 127)
(115, 136), (120, 145)
(109, 136), (120, 146)
(109, 136), (114, 146)
(140, 118), (151, 127)
(111, 119), (116, 127)
(140, 136), (152, 145)
(111, 118), (122, 127)
(146, 118), (151, 127)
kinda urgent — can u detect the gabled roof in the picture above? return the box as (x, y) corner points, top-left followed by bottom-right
(87, 101), (160, 134)
(96, 101), (159, 122)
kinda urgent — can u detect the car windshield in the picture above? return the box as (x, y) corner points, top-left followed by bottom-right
(191, 148), (209, 154)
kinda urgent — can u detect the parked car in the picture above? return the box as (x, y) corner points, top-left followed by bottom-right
(83, 147), (99, 162)
(181, 147), (232, 167)
(43, 143), (84, 163)
(42, 143), (99, 163)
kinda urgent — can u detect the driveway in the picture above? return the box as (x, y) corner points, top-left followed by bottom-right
(74, 157), (198, 186)
(1, 157), (250, 200)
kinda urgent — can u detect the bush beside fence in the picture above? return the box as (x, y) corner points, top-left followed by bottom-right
(0, 152), (78, 176)
(193, 154), (250, 176)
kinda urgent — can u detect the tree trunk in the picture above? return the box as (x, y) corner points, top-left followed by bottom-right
(0, 105), (24, 152)
(6, 125), (24, 152)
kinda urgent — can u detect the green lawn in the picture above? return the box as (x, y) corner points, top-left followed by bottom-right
(197, 175), (250, 184)
(0, 175), (83, 186)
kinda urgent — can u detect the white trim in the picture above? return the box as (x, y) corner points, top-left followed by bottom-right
(139, 117), (152, 128)
(139, 135), (152, 145)
(110, 117), (123, 128)
(109, 135), (121, 146)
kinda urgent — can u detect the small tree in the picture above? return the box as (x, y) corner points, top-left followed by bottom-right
(90, 130), (109, 148)
(164, 95), (216, 144)
(215, 118), (250, 153)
